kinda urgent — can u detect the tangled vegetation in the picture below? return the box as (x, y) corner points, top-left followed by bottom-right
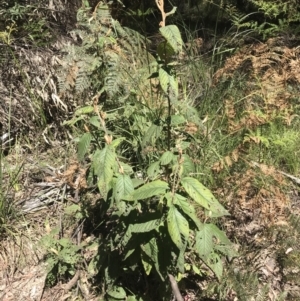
(1, 0), (300, 300)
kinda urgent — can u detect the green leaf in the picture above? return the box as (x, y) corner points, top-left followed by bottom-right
(64, 204), (83, 219)
(120, 219), (161, 248)
(176, 140), (190, 151)
(141, 237), (163, 280)
(96, 146), (117, 199)
(130, 219), (161, 233)
(182, 154), (195, 176)
(147, 161), (161, 179)
(124, 248), (136, 260)
(157, 41), (175, 60)
(195, 224), (214, 258)
(159, 68), (178, 103)
(110, 137), (125, 148)
(114, 174), (134, 202)
(77, 132), (92, 161)
(159, 25), (183, 53)
(133, 180), (169, 201)
(181, 177), (229, 217)
(172, 193), (202, 230)
(214, 244), (237, 259)
(159, 68), (170, 95)
(181, 177), (209, 209)
(142, 238), (157, 261)
(89, 116), (101, 128)
(75, 105), (94, 115)
(88, 255), (99, 276)
(131, 178), (144, 188)
(142, 123), (163, 147)
(118, 161), (133, 174)
(206, 223), (231, 245)
(167, 205), (189, 250)
(141, 253), (152, 275)
(127, 297), (138, 301)
(160, 151), (175, 165)
(171, 114), (186, 126)
(206, 253), (223, 281)
(177, 247), (186, 273)
(107, 286), (126, 299)
(91, 149), (102, 177)
(195, 223), (231, 279)
(205, 201), (230, 218)
(63, 116), (84, 126)
(192, 264), (201, 275)
(183, 104), (202, 125)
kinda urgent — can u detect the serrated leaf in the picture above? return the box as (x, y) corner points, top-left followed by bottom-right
(130, 219), (161, 233)
(88, 255), (99, 276)
(159, 25), (183, 53)
(182, 154), (195, 176)
(63, 115), (84, 126)
(142, 239), (157, 261)
(172, 193), (202, 230)
(159, 68), (178, 103)
(195, 223), (231, 277)
(142, 123), (163, 147)
(141, 253), (152, 275)
(167, 205), (189, 250)
(192, 264), (201, 275)
(157, 41), (175, 60)
(91, 149), (101, 176)
(160, 151), (175, 165)
(126, 297), (138, 301)
(181, 177), (229, 217)
(207, 223), (231, 245)
(168, 75), (178, 103)
(184, 105), (202, 125)
(75, 105), (94, 115)
(214, 244), (237, 259)
(206, 253), (223, 281)
(120, 219), (161, 248)
(177, 248), (185, 273)
(147, 161), (161, 179)
(96, 146), (117, 199)
(159, 68), (170, 95)
(204, 200), (230, 218)
(107, 286), (126, 299)
(124, 248), (136, 260)
(131, 178), (144, 188)
(141, 238), (163, 279)
(118, 161), (133, 174)
(78, 132), (92, 161)
(89, 116), (101, 128)
(177, 141), (190, 150)
(171, 115), (186, 126)
(195, 224), (214, 258)
(181, 177), (209, 210)
(133, 180), (169, 201)
(114, 174), (134, 202)
(110, 137), (125, 148)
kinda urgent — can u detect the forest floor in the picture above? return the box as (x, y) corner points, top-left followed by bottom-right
(1, 135), (300, 300)
(1, 22), (300, 301)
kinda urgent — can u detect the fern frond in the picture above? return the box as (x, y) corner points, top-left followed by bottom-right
(57, 1), (158, 104)
(104, 50), (125, 98)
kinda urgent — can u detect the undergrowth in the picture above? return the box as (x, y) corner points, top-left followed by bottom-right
(45, 1), (238, 300)
(6, 0), (299, 300)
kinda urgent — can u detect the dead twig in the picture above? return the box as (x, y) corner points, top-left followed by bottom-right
(168, 274), (184, 301)
(62, 270), (80, 292)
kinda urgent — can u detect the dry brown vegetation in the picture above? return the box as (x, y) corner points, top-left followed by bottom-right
(1, 1), (300, 301)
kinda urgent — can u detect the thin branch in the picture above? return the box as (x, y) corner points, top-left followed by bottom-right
(168, 274), (184, 301)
